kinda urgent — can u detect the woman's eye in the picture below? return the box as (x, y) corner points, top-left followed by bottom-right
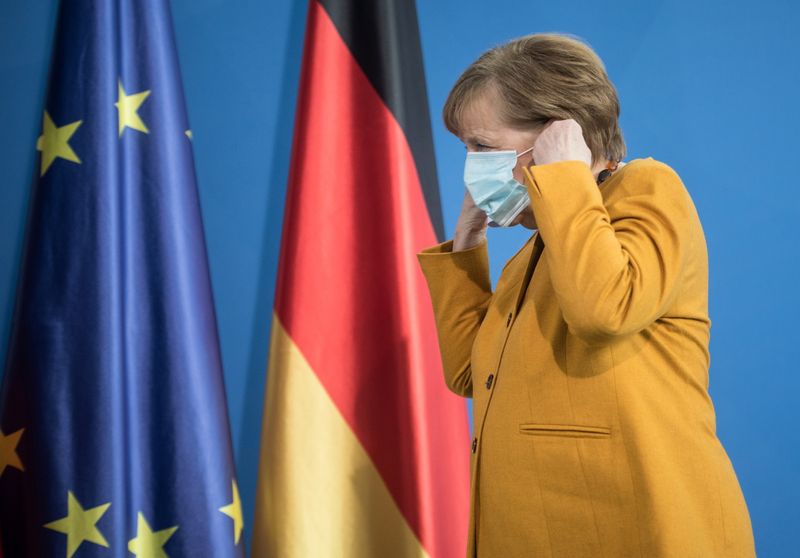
(462, 141), (495, 152)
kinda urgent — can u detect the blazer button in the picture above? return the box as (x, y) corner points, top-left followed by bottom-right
(485, 374), (494, 390)
(471, 437), (478, 453)
(506, 312), (513, 327)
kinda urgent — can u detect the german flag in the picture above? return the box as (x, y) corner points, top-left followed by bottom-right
(252, 1), (470, 556)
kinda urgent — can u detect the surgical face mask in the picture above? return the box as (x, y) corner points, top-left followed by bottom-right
(463, 146), (534, 227)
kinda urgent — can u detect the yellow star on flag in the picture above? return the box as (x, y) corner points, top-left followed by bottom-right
(43, 491), (110, 558)
(0, 428), (25, 477)
(219, 480), (243, 544)
(128, 512), (178, 558)
(36, 112), (82, 176)
(184, 129), (192, 140)
(115, 80), (151, 137)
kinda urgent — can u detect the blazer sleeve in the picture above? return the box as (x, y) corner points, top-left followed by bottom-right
(522, 159), (694, 344)
(417, 239), (493, 397)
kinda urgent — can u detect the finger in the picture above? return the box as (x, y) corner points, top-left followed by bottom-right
(463, 188), (477, 204)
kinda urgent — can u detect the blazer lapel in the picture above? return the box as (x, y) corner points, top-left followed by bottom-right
(513, 231), (545, 314)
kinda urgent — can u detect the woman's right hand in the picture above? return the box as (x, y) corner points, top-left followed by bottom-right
(453, 189), (488, 252)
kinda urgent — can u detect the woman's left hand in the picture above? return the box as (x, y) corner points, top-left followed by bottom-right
(531, 119), (592, 168)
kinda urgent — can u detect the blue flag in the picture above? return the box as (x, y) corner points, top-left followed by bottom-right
(0, 1), (244, 556)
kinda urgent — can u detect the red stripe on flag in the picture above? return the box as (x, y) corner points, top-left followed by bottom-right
(273, 1), (470, 556)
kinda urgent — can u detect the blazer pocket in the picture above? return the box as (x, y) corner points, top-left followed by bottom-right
(519, 423), (611, 439)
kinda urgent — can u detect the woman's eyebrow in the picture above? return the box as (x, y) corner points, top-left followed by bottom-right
(464, 135), (494, 145)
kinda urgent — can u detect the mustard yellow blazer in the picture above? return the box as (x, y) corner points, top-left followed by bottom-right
(418, 159), (755, 558)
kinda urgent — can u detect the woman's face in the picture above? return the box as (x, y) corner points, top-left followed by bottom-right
(458, 89), (541, 229)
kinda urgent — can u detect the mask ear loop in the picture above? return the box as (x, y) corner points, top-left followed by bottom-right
(518, 145), (536, 170)
(516, 145), (535, 159)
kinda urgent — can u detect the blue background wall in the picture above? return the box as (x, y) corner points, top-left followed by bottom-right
(1, 0), (797, 555)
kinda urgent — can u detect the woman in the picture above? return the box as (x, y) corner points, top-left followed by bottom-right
(417, 34), (755, 558)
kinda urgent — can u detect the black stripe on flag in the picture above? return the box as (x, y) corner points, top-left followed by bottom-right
(317, 0), (446, 241)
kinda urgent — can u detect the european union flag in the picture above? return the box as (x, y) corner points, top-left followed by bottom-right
(0, 1), (244, 556)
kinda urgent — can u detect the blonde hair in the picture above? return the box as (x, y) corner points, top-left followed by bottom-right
(443, 33), (625, 164)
